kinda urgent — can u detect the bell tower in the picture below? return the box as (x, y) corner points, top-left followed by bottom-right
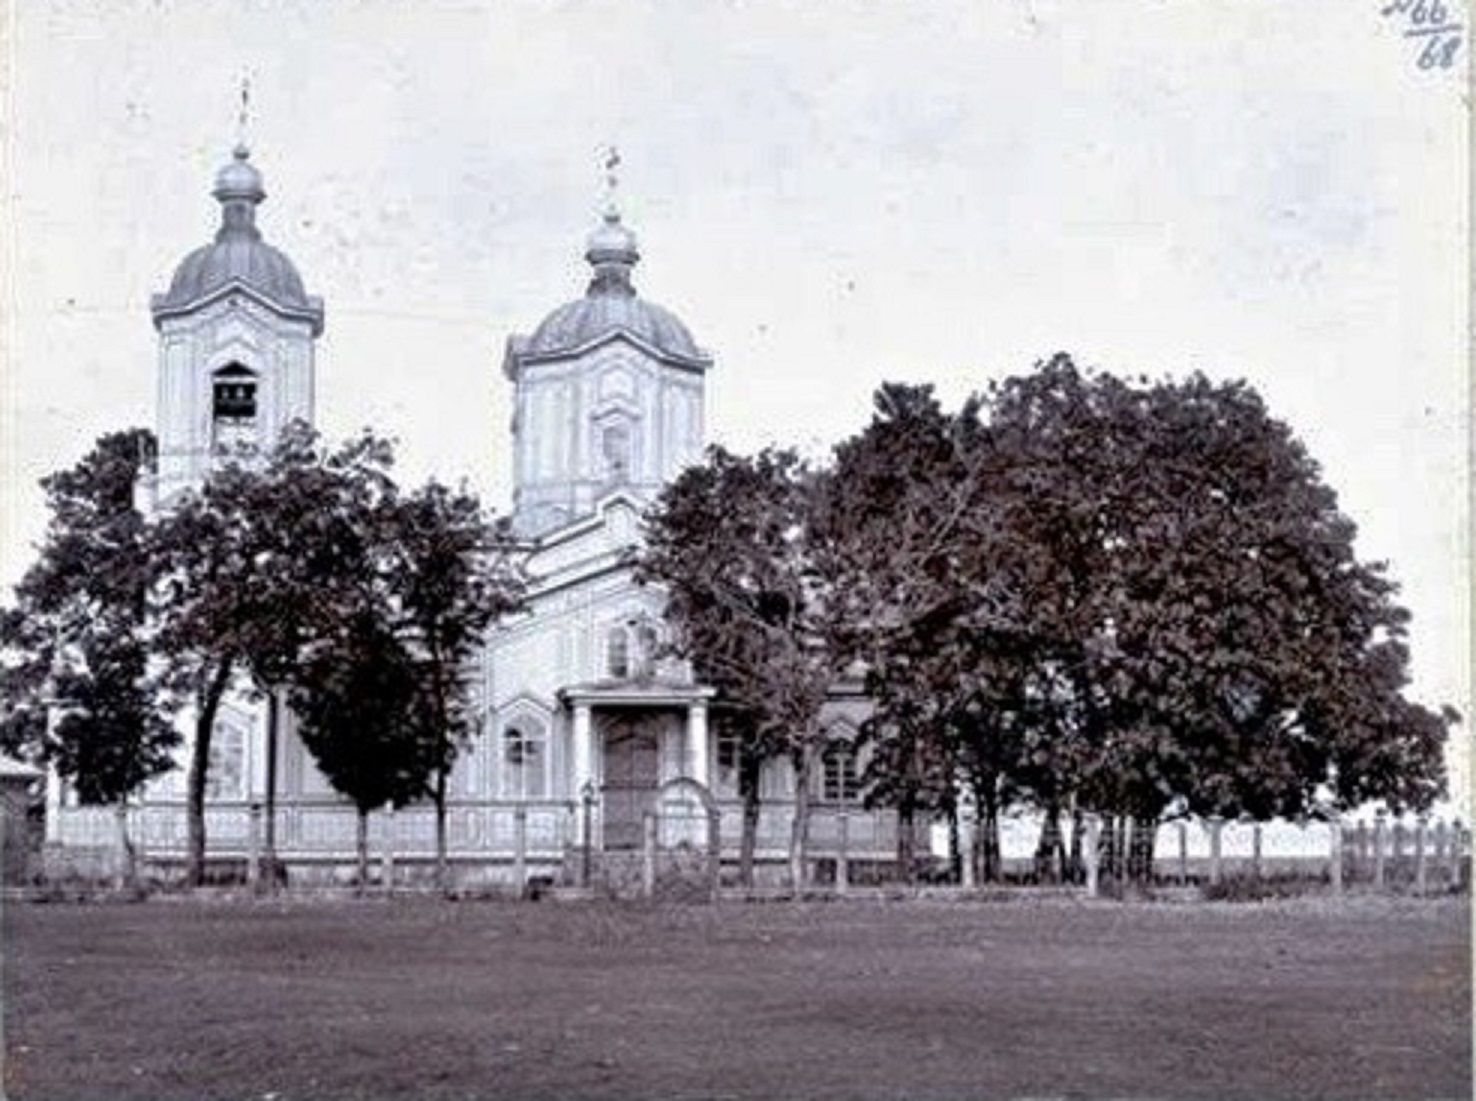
(147, 144), (324, 503)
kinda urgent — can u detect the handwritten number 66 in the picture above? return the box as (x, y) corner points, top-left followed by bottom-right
(1381, 0), (1450, 23)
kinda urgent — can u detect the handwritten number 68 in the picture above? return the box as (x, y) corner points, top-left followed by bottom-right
(1417, 32), (1462, 67)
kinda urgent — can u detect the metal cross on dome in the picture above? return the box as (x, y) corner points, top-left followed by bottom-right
(601, 144), (621, 215)
(235, 72), (253, 148)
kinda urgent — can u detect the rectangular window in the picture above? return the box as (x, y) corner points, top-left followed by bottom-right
(502, 725), (547, 799)
(822, 744), (859, 804)
(716, 729), (741, 774)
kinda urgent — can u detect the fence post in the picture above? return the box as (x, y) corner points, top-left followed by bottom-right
(247, 803), (262, 891)
(1084, 814), (1101, 898)
(1373, 810), (1387, 892)
(1454, 820), (1469, 892)
(1433, 819), (1449, 889)
(1208, 817), (1223, 887)
(960, 807), (976, 889)
(1392, 818), (1407, 887)
(513, 804), (527, 896)
(1177, 822), (1189, 886)
(580, 782), (594, 889)
(1251, 822), (1263, 882)
(836, 809), (850, 897)
(380, 805), (395, 895)
(1329, 819), (1343, 895)
(1355, 819), (1369, 882)
(641, 811), (657, 900)
(112, 802), (129, 891)
(1414, 814), (1428, 896)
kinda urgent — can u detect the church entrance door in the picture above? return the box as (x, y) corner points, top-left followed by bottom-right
(601, 716), (659, 850)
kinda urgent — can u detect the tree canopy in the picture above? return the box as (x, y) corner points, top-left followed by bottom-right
(640, 445), (845, 887)
(649, 355), (1456, 885)
(0, 429), (178, 806)
(4, 422), (522, 888)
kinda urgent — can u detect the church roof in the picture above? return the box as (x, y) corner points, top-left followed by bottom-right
(508, 207), (709, 370)
(152, 145), (324, 334)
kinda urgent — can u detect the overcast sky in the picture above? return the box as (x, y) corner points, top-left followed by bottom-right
(3, 1), (1468, 779)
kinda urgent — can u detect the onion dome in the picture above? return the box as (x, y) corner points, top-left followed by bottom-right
(511, 207), (706, 367)
(151, 145), (324, 334)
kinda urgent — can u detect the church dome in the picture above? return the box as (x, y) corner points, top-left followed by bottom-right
(152, 145), (323, 333)
(518, 209), (704, 364)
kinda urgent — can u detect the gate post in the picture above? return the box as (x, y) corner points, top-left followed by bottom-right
(1414, 814), (1428, 896)
(1329, 818), (1343, 895)
(959, 803), (976, 889)
(380, 805), (395, 895)
(1208, 817), (1224, 887)
(513, 804), (527, 895)
(580, 781), (595, 889)
(836, 810), (850, 896)
(247, 802), (262, 891)
(1373, 810), (1387, 891)
(1084, 814), (1101, 898)
(641, 811), (657, 900)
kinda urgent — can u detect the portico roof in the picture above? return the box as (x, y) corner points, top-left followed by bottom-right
(559, 679), (717, 709)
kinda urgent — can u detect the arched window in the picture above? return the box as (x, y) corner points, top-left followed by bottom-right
(606, 627), (630, 679)
(633, 623), (659, 679)
(601, 423), (631, 483)
(501, 720), (547, 799)
(206, 717), (247, 800)
(821, 740), (860, 804)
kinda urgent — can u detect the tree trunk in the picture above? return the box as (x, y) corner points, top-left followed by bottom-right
(1067, 803), (1085, 884)
(897, 798), (916, 885)
(738, 750), (762, 889)
(946, 799), (962, 884)
(263, 686), (279, 891)
(1035, 803), (1064, 884)
(1099, 813), (1118, 885)
(788, 747), (813, 894)
(356, 808), (370, 897)
(980, 788), (1001, 883)
(432, 680), (452, 895)
(186, 658), (234, 888)
(434, 765), (449, 895)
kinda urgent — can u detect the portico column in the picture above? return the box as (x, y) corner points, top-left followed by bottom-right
(687, 701), (710, 789)
(572, 703), (594, 796)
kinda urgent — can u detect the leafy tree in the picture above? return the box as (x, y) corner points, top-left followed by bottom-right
(641, 446), (842, 889)
(150, 425), (401, 885)
(978, 356), (1455, 878)
(814, 384), (1003, 878)
(289, 605), (430, 891)
(385, 480), (522, 892)
(0, 430), (177, 883)
(819, 359), (1455, 886)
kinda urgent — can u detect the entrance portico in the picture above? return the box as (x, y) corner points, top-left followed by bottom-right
(562, 682), (715, 850)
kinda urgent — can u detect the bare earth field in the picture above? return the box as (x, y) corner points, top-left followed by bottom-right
(2, 894), (1469, 1101)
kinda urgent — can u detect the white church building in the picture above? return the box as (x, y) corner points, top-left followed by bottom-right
(44, 145), (892, 887)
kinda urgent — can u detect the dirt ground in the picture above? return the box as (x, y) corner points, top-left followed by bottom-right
(2, 894), (1469, 1100)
